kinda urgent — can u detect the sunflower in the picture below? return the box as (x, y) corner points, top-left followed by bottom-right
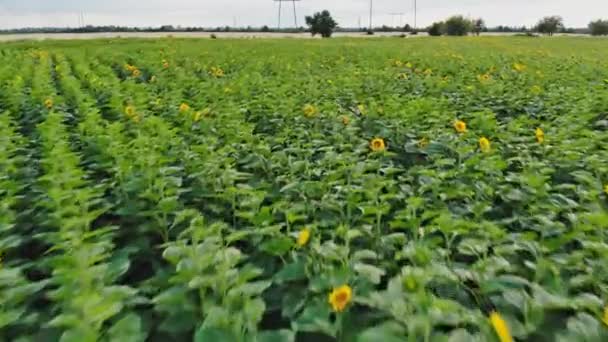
(132, 69), (141, 77)
(296, 228), (311, 247)
(162, 60), (170, 69)
(418, 137), (429, 148)
(479, 137), (491, 153)
(535, 127), (545, 144)
(454, 120), (467, 133)
(328, 285), (352, 312)
(489, 311), (514, 342)
(340, 115), (350, 126)
(370, 138), (386, 152)
(303, 104), (318, 118)
(124, 105), (136, 117)
(44, 98), (53, 109)
(210, 66), (225, 78)
(477, 73), (491, 82)
(513, 62), (526, 72)
(179, 103), (191, 113)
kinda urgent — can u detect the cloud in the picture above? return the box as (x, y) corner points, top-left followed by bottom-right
(1, 0), (606, 29)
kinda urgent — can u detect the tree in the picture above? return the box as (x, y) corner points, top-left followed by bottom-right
(305, 10), (338, 38)
(444, 15), (472, 36)
(403, 24), (412, 32)
(535, 16), (564, 36)
(589, 19), (608, 36)
(428, 22), (444, 36)
(472, 18), (486, 36)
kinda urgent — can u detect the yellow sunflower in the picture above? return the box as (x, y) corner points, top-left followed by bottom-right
(179, 103), (191, 113)
(296, 228), (311, 247)
(328, 285), (352, 312)
(479, 137), (491, 153)
(513, 63), (526, 72)
(454, 120), (467, 133)
(303, 104), (318, 118)
(370, 138), (386, 152)
(535, 127), (545, 144)
(44, 98), (53, 109)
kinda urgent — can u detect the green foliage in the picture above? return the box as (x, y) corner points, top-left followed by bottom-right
(428, 22), (445, 36)
(589, 19), (608, 36)
(536, 16), (564, 36)
(0, 37), (608, 341)
(444, 15), (473, 36)
(305, 10), (338, 38)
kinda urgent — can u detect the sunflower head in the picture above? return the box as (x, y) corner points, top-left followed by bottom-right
(370, 138), (386, 152)
(132, 69), (141, 77)
(477, 73), (491, 82)
(489, 311), (514, 342)
(454, 120), (467, 133)
(124, 105), (135, 116)
(162, 60), (170, 69)
(179, 103), (191, 113)
(328, 285), (353, 312)
(535, 127), (545, 144)
(303, 104), (318, 118)
(44, 98), (53, 109)
(341, 115), (350, 126)
(296, 228), (311, 247)
(530, 85), (542, 94)
(479, 137), (491, 153)
(513, 62), (526, 72)
(210, 66), (225, 78)
(418, 137), (429, 149)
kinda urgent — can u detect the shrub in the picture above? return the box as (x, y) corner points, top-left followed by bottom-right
(305, 10), (338, 38)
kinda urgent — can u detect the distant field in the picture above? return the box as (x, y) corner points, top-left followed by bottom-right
(0, 31), (598, 41)
(1, 37), (608, 341)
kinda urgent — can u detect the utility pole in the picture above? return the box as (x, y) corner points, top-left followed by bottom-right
(369, 0), (373, 31)
(414, 0), (417, 29)
(293, 0), (298, 28)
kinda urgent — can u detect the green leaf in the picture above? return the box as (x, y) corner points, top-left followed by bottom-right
(107, 314), (145, 342)
(274, 261), (307, 283)
(193, 327), (237, 342)
(255, 330), (295, 342)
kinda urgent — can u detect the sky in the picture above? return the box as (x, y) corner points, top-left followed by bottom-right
(0, 0), (607, 29)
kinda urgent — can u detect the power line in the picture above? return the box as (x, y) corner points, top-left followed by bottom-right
(389, 12), (405, 27)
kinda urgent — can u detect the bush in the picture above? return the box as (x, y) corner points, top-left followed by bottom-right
(428, 22), (444, 36)
(445, 15), (472, 36)
(305, 10), (338, 38)
(536, 16), (564, 36)
(589, 19), (608, 36)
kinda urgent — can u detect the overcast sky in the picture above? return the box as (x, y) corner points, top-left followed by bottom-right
(1, 0), (607, 29)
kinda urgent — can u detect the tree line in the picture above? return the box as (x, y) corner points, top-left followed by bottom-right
(427, 16), (608, 36)
(1, 13), (607, 37)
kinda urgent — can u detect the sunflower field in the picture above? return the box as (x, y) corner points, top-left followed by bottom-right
(1, 36), (608, 342)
